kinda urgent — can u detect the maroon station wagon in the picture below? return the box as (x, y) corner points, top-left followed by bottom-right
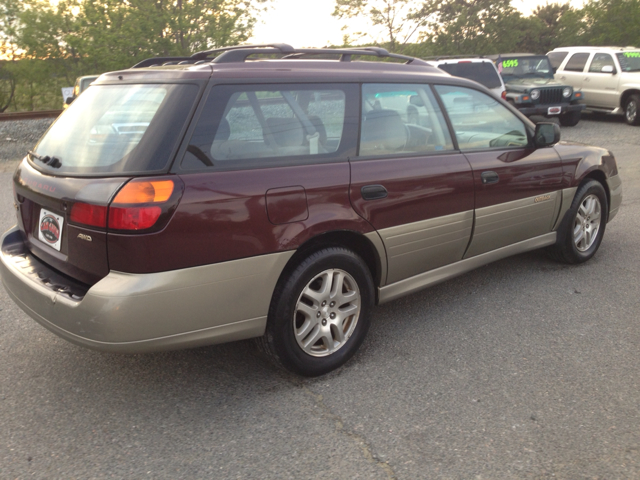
(0, 45), (623, 376)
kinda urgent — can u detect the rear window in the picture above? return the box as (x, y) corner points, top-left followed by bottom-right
(564, 53), (590, 72)
(437, 62), (502, 89)
(548, 51), (568, 70)
(33, 83), (199, 176)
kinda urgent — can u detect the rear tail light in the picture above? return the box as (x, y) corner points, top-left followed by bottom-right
(501, 90), (507, 100)
(70, 202), (108, 228)
(108, 178), (183, 232)
(69, 177), (183, 233)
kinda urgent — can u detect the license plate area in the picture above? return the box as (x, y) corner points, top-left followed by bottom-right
(38, 208), (64, 251)
(547, 106), (562, 115)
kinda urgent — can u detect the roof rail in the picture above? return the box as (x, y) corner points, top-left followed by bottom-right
(131, 44), (430, 68)
(422, 55), (488, 61)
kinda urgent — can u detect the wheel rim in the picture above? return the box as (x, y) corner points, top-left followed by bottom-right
(573, 194), (602, 252)
(293, 268), (361, 357)
(627, 100), (637, 123)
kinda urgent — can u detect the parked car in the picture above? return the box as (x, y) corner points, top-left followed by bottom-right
(0, 44), (622, 376)
(425, 57), (507, 99)
(63, 75), (99, 109)
(488, 53), (586, 126)
(548, 46), (640, 126)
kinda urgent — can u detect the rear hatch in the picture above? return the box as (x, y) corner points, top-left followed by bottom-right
(12, 78), (201, 286)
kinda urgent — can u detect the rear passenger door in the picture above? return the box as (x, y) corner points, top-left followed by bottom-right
(349, 84), (475, 285)
(434, 85), (564, 258)
(557, 52), (591, 93)
(172, 83), (362, 268)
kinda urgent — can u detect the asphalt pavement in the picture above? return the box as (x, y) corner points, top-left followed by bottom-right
(1, 113), (639, 479)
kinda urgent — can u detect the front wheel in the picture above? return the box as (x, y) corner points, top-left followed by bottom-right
(625, 94), (640, 126)
(548, 180), (608, 264)
(259, 247), (374, 376)
(559, 110), (581, 127)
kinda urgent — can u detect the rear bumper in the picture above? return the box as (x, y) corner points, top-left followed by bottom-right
(0, 227), (293, 352)
(518, 103), (585, 116)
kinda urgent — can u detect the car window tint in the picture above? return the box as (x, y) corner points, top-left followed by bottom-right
(588, 54), (615, 73)
(182, 84), (351, 170)
(358, 84), (453, 157)
(434, 85), (528, 151)
(564, 53), (590, 72)
(437, 62), (502, 89)
(548, 51), (569, 70)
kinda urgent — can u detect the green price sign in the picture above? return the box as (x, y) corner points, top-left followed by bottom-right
(503, 59), (519, 68)
(624, 52), (640, 58)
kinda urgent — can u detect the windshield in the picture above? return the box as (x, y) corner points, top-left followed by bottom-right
(437, 62), (502, 89)
(497, 56), (554, 80)
(34, 83), (199, 176)
(617, 52), (640, 72)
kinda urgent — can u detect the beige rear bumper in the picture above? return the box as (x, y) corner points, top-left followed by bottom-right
(1, 226), (293, 352)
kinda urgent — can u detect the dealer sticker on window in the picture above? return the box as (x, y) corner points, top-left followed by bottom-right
(548, 106), (562, 115)
(38, 208), (64, 251)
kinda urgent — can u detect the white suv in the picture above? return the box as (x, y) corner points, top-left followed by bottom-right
(426, 57), (506, 100)
(548, 46), (640, 125)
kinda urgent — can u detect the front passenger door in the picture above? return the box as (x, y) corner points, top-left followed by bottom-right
(434, 85), (564, 258)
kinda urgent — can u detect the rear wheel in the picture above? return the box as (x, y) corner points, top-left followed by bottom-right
(549, 180), (608, 264)
(259, 247), (374, 376)
(625, 94), (640, 126)
(559, 110), (581, 127)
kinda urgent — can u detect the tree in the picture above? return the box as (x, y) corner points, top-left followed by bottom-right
(581, 0), (640, 46)
(420, 0), (525, 55)
(332, 0), (429, 51)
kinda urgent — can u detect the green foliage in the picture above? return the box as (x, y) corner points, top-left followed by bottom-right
(582, 0), (640, 46)
(332, 0), (428, 51)
(1, 0), (269, 111)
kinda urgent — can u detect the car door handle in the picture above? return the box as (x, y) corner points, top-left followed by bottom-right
(584, 77), (590, 82)
(361, 184), (388, 200)
(560, 76), (566, 80)
(481, 171), (499, 185)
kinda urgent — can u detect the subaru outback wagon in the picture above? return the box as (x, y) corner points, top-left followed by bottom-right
(0, 44), (622, 376)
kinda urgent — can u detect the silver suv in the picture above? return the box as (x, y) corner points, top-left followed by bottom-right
(548, 46), (640, 125)
(426, 57), (506, 100)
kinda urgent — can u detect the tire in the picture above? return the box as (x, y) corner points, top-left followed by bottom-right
(258, 247), (374, 377)
(559, 110), (581, 127)
(625, 94), (640, 126)
(548, 179), (608, 264)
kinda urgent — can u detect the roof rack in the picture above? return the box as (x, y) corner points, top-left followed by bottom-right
(131, 44), (430, 68)
(422, 55), (489, 61)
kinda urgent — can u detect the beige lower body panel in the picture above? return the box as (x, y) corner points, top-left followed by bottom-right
(1, 229), (295, 352)
(465, 192), (561, 258)
(377, 211), (474, 284)
(379, 232), (557, 304)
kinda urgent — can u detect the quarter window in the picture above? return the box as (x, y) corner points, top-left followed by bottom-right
(359, 84), (454, 157)
(181, 84), (353, 170)
(548, 51), (569, 71)
(434, 85), (528, 151)
(564, 53), (590, 72)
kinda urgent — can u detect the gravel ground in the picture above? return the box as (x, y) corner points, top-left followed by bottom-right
(0, 119), (55, 162)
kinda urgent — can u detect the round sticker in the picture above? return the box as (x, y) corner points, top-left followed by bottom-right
(40, 214), (61, 244)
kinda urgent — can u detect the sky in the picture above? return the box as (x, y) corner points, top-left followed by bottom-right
(248, 0), (587, 48)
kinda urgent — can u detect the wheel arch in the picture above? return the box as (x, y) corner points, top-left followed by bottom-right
(620, 89), (640, 109)
(278, 230), (385, 293)
(582, 169), (610, 217)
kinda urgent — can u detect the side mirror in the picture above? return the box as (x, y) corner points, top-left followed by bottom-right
(601, 65), (616, 74)
(534, 122), (561, 147)
(65, 96), (75, 105)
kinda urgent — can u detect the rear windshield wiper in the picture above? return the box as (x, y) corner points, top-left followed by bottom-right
(28, 150), (62, 168)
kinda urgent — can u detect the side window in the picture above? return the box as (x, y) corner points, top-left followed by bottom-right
(434, 85), (528, 151)
(588, 53), (615, 73)
(359, 84), (454, 157)
(181, 84), (351, 170)
(564, 53), (590, 72)
(548, 51), (568, 71)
